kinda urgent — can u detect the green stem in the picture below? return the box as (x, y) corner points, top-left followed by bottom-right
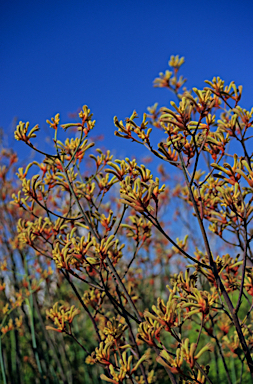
(10, 329), (17, 380)
(0, 336), (7, 384)
(24, 257), (43, 377)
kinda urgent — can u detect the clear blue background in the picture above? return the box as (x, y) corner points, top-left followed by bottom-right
(1, 0), (253, 160)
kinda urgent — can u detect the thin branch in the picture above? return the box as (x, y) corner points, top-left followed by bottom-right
(235, 220), (248, 314)
(195, 361), (214, 384)
(63, 271), (102, 343)
(113, 204), (128, 236)
(144, 211), (212, 270)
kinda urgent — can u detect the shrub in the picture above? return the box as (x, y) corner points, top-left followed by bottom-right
(1, 55), (253, 383)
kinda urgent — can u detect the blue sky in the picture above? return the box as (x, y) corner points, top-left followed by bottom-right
(1, 0), (253, 161)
